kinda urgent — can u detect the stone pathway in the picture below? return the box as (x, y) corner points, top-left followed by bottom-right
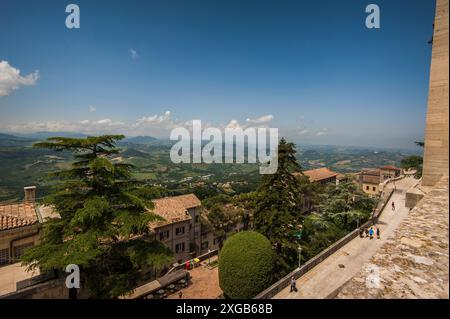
(337, 176), (449, 299)
(274, 177), (418, 299)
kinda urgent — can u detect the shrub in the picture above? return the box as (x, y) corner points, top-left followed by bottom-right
(218, 231), (275, 299)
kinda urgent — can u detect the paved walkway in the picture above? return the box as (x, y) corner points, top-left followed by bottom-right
(337, 176), (449, 299)
(274, 177), (418, 299)
(0, 263), (40, 296)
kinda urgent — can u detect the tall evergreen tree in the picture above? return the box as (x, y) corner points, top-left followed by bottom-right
(21, 135), (173, 298)
(253, 138), (308, 273)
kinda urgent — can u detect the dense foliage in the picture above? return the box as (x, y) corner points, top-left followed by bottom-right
(300, 175), (376, 259)
(401, 141), (424, 179)
(20, 135), (173, 298)
(253, 138), (310, 274)
(218, 231), (275, 299)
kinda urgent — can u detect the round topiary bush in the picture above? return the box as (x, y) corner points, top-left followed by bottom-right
(218, 231), (275, 299)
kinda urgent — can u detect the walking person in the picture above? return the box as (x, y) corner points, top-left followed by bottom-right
(365, 228), (369, 238)
(369, 227), (374, 240)
(290, 276), (297, 292)
(392, 201), (395, 211)
(376, 227), (380, 239)
(178, 290), (183, 299)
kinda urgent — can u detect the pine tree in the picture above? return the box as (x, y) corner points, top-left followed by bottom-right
(253, 138), (308, 273)
(20, 135), (173, 298)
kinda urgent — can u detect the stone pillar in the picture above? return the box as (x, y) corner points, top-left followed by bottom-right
(422, 0), (449, 186)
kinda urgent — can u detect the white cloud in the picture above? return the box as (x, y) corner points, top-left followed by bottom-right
(0, 60), (39, 97)
(128, 48), (139, 59)
(298, 129), (309, 135)
(88, 105), (96, 112)
(316, 128), (328, 136)
(245, 114), (274, 124)
(1, 112), (278, 138)
(225, 119), (242, 129)
(134, 111), (172, 126)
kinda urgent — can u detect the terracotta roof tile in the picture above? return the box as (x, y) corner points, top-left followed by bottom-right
(0, 203), (38, 231)
(149, 194), (201, 229)
(298, 167), (339, 183)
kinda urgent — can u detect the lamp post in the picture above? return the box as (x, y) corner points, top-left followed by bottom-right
(298, 245), (302, 269)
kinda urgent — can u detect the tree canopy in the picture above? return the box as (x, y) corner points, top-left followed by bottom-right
(219, 231), (275, 299)
(253, 138), (310, 274)
(21, 135), (173, 298)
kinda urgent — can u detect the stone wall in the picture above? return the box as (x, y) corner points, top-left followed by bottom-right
(422, 0), (449, 186)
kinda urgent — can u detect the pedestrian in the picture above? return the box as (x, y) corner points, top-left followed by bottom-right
(178, 290), (183, 299)
(365, 228), (369, 238)
(359, 228), (364, 238)
(376, 227), (380, 239)
(369, 227), (374, 240)
(290, 276), (297, 292)
(392, 202), (395, 211)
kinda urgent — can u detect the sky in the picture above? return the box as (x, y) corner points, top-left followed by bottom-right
(0, 0), (436, 150)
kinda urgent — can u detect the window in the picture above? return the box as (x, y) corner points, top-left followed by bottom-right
(176, 226), (185, 236)
(175, 242), (185, 253)
(366, 186), (369, 190)
(195, 215), (200, 223)
(14, 243), (34, 259)
(373, 187), (376, 191)
(159, 230), (169, 240)
(0, 248), (9, 265)
(201, 242), (209, 250)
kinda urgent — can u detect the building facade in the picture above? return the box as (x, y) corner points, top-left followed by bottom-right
(0, 187), (41, 265)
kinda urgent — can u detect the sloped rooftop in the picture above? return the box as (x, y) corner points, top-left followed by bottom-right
(0, 202), (39, 231)
(300, 167), (339, 183)
(149, 194), (201, 228)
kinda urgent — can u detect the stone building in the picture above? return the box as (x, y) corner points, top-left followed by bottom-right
(360, 169), (382, 196)
(300, 167), (340, 185)
(0, 187), (42, 265)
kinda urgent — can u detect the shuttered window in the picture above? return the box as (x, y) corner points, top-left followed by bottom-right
(14, 243), (34, 259)
(0, 248), (9, 265)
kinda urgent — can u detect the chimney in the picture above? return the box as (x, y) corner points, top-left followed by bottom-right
(24, 186), (36, 203)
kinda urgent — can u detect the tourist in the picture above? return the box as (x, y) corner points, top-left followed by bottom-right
(369, 227), (374, 239)
(376, 227), (380, 239)
(178, 290), (183, 299)
(392, 202), (396, 211)
(359, 228), (364, 238)
(365, 228), (369, 238)
(290, 276), (297, 292)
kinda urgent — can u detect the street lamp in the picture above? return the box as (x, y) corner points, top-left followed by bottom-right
(298, 245), (302, 269)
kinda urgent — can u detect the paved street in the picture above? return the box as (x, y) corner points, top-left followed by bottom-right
(274, 177), (418, 299)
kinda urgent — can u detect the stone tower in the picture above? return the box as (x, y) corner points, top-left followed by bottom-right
(422, 0), (449, 186)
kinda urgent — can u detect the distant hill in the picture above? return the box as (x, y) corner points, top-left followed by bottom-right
(122, 136), (157, 145)
(15, 131), (89, 140)
(0, 133), (36, 147)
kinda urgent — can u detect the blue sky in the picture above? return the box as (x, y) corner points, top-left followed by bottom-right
(0, 0), (436, 150)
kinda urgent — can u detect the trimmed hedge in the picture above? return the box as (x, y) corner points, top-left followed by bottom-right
(218, 231), (275, 299)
